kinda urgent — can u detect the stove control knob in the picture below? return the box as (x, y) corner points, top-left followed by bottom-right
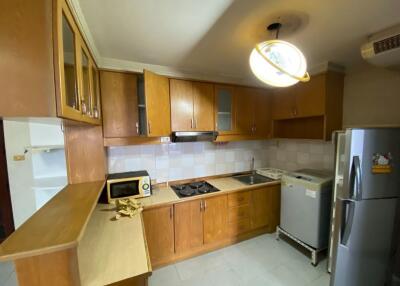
(143, 183), (150, 190)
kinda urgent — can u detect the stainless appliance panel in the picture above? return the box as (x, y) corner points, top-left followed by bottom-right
(331, 197), (398, 286)
(328, 131), (346, 272)
(342, 128), (400, 200)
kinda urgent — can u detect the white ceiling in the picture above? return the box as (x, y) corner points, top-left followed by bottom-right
(78, 0), (400, 84)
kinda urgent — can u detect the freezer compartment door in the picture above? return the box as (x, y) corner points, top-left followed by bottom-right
(331, 197), (397, 286)
(342, 128), (400, 200)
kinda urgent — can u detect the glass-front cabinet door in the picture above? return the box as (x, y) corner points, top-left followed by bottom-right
(90, 65), (101, 120)
(57, 0), (101, 124)
(215, 85), (236, 134)
(60, 11), (80, 114)
(80, 47), (91, 116)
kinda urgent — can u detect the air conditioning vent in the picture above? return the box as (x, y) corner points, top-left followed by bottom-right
(373, 34), (400, 54)
(361, 24), (400, 69)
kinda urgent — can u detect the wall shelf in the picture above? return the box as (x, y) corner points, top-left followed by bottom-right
(25, 145), (64, 153)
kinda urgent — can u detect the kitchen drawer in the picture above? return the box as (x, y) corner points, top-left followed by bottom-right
(228, 191), (250, 207)
(228, 218), (251, 236)
(228, 205), (250, 222)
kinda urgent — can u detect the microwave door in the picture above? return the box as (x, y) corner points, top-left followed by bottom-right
(110, 180), (140, 200)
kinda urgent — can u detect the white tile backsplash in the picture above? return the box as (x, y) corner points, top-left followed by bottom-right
(107, 139), (335, 183)
(264, 140), (335, 172)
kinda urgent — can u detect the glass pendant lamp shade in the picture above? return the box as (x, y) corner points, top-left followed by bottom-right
(249, 39), (310, 87)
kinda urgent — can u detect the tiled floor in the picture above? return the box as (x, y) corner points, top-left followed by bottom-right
(0, 234), (330, 286)
(149, 233), (330, 286)
(0, 261), (17, 286)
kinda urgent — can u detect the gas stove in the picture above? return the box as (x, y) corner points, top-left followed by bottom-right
(171, 181), (220, 198)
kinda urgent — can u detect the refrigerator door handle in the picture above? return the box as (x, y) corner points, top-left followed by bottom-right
(340, 199), (356, 247)
(350, 156), (362, 200)
(354, 156), (362, 200)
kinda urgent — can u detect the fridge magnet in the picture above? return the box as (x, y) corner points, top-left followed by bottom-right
(372, 152), (393, 174)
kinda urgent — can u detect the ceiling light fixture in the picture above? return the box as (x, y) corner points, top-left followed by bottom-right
(249, 22), (310, 87)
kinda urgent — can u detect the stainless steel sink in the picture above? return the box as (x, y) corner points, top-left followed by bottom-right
(233, 173), (273, 185)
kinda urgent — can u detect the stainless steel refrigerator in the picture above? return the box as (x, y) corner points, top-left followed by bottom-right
(329, 128), (400, 286)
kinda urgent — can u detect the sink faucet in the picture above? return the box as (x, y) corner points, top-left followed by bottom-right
(251, 157), (255, 174)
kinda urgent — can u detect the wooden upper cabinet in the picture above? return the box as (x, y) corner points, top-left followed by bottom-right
(272, 72), (336, 120)
(203, 195), (228, 244)
(57, 2), (81, 120)
(170, 79), (194, 131)
(271, 88), (296, 120)
(56, 0), (101, 125)
(170, 79), (214, 131)
(0, 0), (57, 117)
(254, 89), (272, 137)
(295, 74), (326, 117)
(0, 0), (101, 122)
(214, 85), (236, 135)
(272, 71), (344, 140)
(144, 70), (171, 137)
(235, 87), (254, 135)
(142, 206), (175, 265)
(193, 82), (214, 131)
(100, 71), (139, 138)
(174, 200), (204, 254)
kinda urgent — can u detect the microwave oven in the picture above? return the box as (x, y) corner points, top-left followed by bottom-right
(106, 171), (151, 203)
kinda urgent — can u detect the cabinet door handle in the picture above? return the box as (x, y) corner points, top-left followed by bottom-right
(204, 200), (207, 210)
(194, 118), (197, 129)
(136, 122), (139, 134)
(74, 83), (79, 110)
(200, 200), (203, 212)
(148, 121), (151, 134)
(191, 118), (194, 129)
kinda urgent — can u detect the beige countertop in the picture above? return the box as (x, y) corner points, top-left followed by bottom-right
(78, 204), (151, 286)
(139, 185), (180, 208)
(0, 181), (105, 262)
(139, 176), (280, 208)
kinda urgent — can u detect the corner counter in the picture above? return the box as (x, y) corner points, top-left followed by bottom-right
(78, 204), (151, 286)
(0, 181), (152, 286)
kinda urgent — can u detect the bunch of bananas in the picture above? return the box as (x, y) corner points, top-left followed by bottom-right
(114, 198), (143, 220)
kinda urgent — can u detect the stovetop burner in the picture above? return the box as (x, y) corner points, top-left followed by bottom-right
(198, 186), (210, 194)
(174, 185), (186, 191)
(171, 181), (220, 198)
(189, 181), (206, 189)
(179, 188), (195, 197)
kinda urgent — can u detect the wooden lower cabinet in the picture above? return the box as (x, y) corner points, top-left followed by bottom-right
(174, 200), (204, 254)
(227, 191), (251, 237)
(228, 218), (252, 237)
(174, 196), (228, 256)
(203, 195), (228, 244)
(143, 185), (280, 268)
(142, 206), (174, 265)
(250, 185), (280, 231)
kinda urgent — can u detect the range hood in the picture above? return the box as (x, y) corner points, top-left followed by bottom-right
(171, 131), (218, 142)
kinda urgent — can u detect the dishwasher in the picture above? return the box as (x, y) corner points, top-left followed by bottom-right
(276, 169), (333, 266)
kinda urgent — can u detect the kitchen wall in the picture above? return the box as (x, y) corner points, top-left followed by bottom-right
(3, 119), (67, 228)
(107, 139), (335, 183)
(3, 120), (36, 228)
(343, 64), (400, 127)
(264, 139), (335, 171)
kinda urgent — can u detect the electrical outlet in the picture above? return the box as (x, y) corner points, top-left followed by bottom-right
(13, 155), (25, 161)
(160, 137), (170, 143)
